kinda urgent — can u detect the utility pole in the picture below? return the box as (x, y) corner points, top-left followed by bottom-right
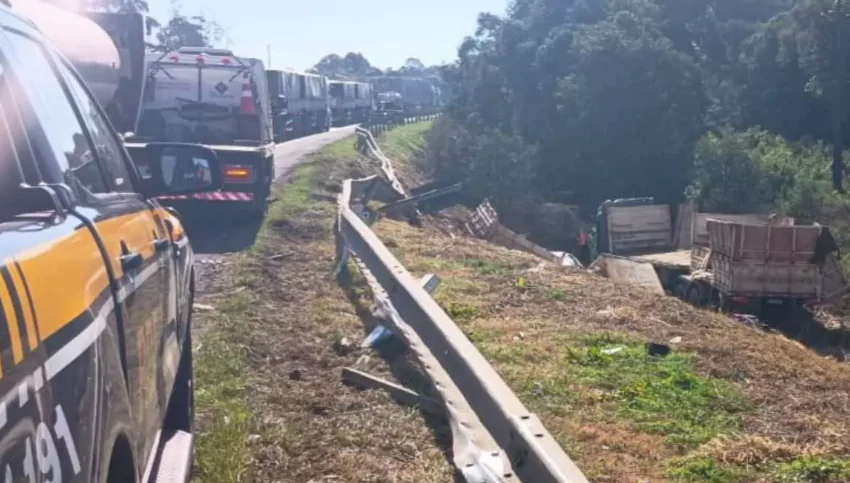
(267, 44), (272, 69)
(833, 0), (846, 192)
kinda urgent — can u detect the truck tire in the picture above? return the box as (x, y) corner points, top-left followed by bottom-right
(687, 286), (704, 307)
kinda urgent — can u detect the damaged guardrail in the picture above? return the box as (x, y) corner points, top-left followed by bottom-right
(334, 129), (589, 483)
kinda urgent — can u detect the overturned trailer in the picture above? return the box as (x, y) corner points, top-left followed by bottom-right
(593, 199), (847, 315)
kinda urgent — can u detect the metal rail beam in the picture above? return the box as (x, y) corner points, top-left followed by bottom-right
(338, 182), (589, 483)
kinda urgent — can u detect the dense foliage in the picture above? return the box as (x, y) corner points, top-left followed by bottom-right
(72, 0), (225, 52)
(432, 0), (850, 243)
(309, 53), (444, 79)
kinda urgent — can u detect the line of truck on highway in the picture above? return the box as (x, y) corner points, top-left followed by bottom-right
(51, 10), (444, 220)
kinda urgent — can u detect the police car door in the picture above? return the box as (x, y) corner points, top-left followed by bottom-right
(0, 18), (175, 480)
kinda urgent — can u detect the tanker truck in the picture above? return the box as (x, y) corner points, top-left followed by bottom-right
(133, 47), (276, 219)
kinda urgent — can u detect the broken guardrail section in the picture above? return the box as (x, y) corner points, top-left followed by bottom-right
(333, 128), (590, 483)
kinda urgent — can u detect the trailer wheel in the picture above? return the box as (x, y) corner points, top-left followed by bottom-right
(687, 286), (703, 307)
(717, 293), (732, 313)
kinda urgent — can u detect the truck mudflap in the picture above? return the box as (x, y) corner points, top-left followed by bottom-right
(157, 191), (254, 202)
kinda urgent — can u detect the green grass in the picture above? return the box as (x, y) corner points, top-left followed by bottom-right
(377, 121), (432, 161)
(565, 333), (750, 447)
(193, 330), (251, 481)
(668, 454), (850, 482)
(669, 457), (752, 482)
(769, 456), (850, 483)
(193, 141), (346, 482)
(457, 257), (514, 275)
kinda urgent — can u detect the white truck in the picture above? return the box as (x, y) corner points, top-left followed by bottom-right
(132, 47), (276, 218)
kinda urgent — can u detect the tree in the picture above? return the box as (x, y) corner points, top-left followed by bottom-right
(310, 52), (381, 78)
(154, 10), (225, 52)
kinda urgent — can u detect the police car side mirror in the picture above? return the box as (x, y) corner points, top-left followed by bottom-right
(143, 143), (222, 196)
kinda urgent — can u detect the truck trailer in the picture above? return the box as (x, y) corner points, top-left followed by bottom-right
(328, 79), (373, 126)
(372, 76), (440, 116)
(594, 199), (847, 316)
(266, 69), (331, 141)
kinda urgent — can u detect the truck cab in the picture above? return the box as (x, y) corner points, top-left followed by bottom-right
(0, 3), (221, 480)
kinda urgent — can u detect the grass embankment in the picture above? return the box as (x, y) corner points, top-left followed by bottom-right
(370, 123), (850, 482)
(191, 136), (453, 482)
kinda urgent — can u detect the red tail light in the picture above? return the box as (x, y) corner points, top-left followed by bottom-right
(223, 165), (254, 183)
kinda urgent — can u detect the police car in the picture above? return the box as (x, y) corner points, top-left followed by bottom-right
(0, 1), (221, 481)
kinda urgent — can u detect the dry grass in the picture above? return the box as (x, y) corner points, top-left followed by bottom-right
(192, 137), (454, 482)
(369, 123), (850, 482)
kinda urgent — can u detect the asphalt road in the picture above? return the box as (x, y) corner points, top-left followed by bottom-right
(273, 126), (357, 179)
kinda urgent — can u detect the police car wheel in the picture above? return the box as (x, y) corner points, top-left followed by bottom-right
(165, 292), (194, 432)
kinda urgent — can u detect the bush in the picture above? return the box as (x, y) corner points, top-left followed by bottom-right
(425, 116), (538, 216)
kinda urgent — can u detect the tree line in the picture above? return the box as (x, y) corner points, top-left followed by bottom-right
(309, 53), (444, 79)
(76, 0), (226, 51)
(428, 0), (850, 250)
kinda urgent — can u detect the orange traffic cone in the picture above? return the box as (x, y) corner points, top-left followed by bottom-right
(240, 76), (256, 115)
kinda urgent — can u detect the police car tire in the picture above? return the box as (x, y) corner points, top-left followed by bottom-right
(165, 292), (194, 432)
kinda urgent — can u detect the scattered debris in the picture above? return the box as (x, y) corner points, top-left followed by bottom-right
(333, 337), (353, 356)
(268, 252), (292, 261)
(341, 367), (444, 416)
(645, 342), (671, 357)
(193, 303), (215, 312)
(669, 336), (683, 344)
(601, 346), (625, 355)
(288, 368), (303, 381)
(729, 313), (764, 329)
(361, 325), (393, 348)
(596, 306), (616, 317)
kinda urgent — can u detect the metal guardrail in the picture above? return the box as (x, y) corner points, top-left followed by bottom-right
(361, 113), (441, 136)
(333, 127), (590, 483)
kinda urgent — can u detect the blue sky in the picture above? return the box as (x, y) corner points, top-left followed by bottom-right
(145, 0), (508, 71)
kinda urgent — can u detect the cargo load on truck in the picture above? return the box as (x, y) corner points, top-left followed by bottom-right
(592, 198), (848, 316)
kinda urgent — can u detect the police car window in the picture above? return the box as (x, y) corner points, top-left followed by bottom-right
(0, 65), (26, 222)
(55, 60), (133, 193)
(3, 30), (109, 195)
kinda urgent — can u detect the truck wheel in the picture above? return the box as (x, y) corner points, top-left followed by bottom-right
(687, 286), (703, 307)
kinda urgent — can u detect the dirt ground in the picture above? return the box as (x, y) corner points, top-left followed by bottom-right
(189, 140), (455, 482)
